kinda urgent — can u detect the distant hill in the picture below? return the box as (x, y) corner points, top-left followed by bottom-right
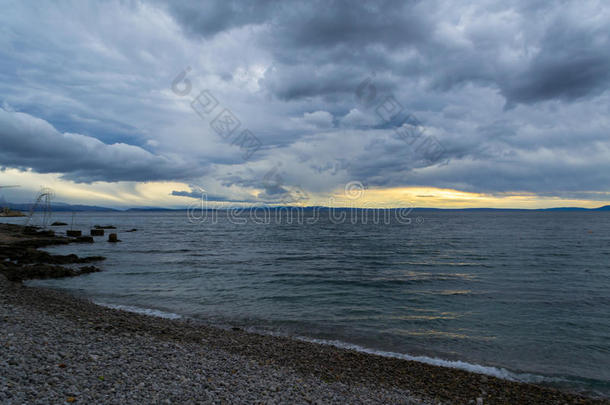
(4, 202), (119, 212)
(2, 201), (610, 213)
(125, 207), (180, 212)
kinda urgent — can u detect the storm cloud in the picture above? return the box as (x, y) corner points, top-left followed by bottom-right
(1, 0), (609, 205)
(0, 108), (203, 183)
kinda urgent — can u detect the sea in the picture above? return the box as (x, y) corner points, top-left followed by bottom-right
(4, 209), (609, 397)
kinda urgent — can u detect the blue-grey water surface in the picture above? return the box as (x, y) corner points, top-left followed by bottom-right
(5, 210), (609, 396)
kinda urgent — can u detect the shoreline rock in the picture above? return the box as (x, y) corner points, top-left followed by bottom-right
(94, 224), (116, 229)
(0, 223), (105, 282)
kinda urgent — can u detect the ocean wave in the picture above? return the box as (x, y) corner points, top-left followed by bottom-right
(94, 302), (182, 319)
(293, 336), (561, 384)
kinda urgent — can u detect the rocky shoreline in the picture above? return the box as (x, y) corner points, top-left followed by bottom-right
(0, 223), (608, 404)
(0, 223), (104, 282)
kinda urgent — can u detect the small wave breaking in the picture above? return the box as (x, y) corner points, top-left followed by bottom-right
(95, 302), (182, 320)
(294, 336), (562, 384)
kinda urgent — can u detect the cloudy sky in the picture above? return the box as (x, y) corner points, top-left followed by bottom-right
(1, 0), (609, 208)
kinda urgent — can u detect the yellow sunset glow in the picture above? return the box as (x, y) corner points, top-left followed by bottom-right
(315, 186), (608, 209)
(1, 169), (608, 209)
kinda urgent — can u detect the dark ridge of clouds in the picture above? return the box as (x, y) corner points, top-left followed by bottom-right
(260, 65), (400, 102)
(171, 188), (256, 203)
(501, 20), (610, 106)
(267, 0), (426, 52)
(261, 66), (368, 101)
(506, 54), (610, 105)
(161, 0), (279, 38)
(0, 108), (205, 183)
(171, 189), (203, 199)
(219, 173), (290, 198)
(165, 0), (425, 49)
(166, 0), (610, 106)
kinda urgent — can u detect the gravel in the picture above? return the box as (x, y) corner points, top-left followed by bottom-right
(1, 275), (430, 404)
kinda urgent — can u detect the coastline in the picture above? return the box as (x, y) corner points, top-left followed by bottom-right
(1, 224), (608, 404)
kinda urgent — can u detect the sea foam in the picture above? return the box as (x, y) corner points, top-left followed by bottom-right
(295, 336), (562, 384)
(95, 302), (182, 320)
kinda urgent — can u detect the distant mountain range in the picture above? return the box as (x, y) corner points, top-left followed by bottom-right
(2, 202), (610, 212)
(3, 202), (120, 212)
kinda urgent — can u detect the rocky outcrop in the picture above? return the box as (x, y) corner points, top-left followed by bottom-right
(0, 224), (105, 282)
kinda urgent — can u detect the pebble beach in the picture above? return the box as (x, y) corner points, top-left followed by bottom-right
(1, 224), (608, 404)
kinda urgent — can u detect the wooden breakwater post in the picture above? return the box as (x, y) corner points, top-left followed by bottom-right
(108, 233), (120, 243)
(90, 229), (104, 236)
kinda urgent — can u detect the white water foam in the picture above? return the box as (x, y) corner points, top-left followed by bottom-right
(93, 301), (561, 385)
(294, 336), (563, 384)
(95, 302), (182, 320)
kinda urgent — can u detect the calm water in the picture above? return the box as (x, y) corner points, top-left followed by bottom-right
(5, 210), (610, 396)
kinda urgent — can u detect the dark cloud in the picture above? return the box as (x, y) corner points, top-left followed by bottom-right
(216, 167), (311, 204)
(171, 187), (256, 203)
(162, 0), (279, 38)
(505, 54), (610, 106)
(172, 181), (307, 205)
(501, 21), (610, 106)
(171, 189), (202, 199)
(404, 154), (610, 195)
(166, 0), (426, 50)
(166, 0), (610, 107)
(266, 0), (426, 52)
(0, 108), (205, 183)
